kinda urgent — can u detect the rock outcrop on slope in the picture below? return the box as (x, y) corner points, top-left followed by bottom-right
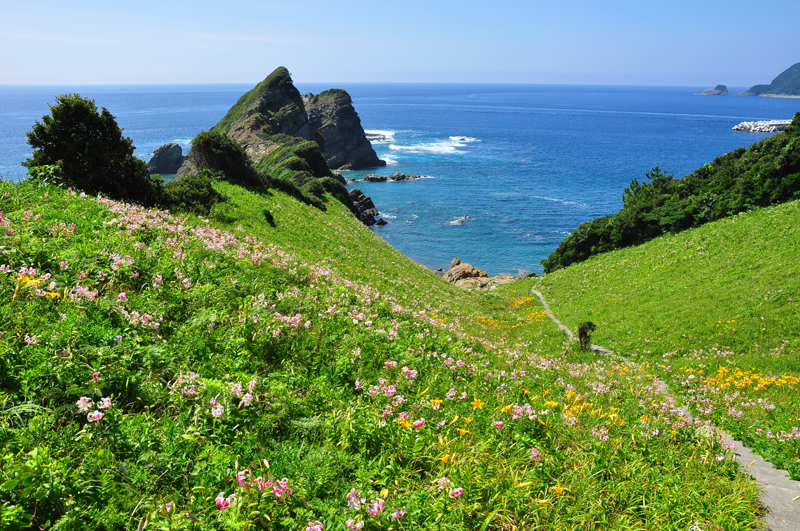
(701, 85), (728, 95)
(147, 143), (185, 174)
(443, 257), (488, 283)
(303, 90), (385, 170)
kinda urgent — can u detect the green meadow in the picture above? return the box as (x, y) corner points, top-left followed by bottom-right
(0, 178), (775, 530)
(535, 199), (800, 479)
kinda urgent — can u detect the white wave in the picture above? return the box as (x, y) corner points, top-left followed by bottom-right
(529, 195), (588, 208)
(381, 154), (399, 165)
(364, 130), (395, 144)
(449, 219), (464, 225)
(379, 213), (397, 219)
(449, 136), (480, 142)
(388, 141), (465, 154)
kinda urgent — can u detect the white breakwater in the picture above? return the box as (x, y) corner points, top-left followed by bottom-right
(732, 119), (792, 133)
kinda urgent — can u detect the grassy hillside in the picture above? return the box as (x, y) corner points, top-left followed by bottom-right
(535, 199), (800, 477)
(0, 178), (764, 530)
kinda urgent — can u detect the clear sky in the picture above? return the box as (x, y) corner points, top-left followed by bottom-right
(2, 0), (798, 86)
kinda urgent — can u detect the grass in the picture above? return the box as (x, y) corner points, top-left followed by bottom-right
(535, 199), (800, 478)
(0, 178), (773, 530)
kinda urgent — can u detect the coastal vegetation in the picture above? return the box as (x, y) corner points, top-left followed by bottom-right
(23, 94), (163, 207)
(0, 171), (767, 530)
(542, 113), (800, 272)
(3, 79), (796, 530)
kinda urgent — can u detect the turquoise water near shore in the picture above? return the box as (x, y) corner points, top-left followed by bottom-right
(1, 83), (799, 274)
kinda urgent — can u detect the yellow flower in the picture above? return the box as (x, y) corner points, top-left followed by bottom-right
(455, 428), (469, 436)
(397, 417), (412, 429)
(449, 415), (460, 425)
(17, 275), (41, 287)
(545, 400), (558, 408)
(430, 398), (443, 407)
(500, 404), (513, 414)
(463, 417), (473, 424)
(437, 454), (450, 463)
(471, 397), (485, 410)
(551, 486), (567, 494)
(45, 291), (61, 299)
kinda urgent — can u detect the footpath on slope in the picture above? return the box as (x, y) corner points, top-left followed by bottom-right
(531, 289), (800, 531)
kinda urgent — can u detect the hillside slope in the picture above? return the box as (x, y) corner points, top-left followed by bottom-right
(0, 179), (763, 530)
(535, 199), (800, 477)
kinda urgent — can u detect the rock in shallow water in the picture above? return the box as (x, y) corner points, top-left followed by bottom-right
(348, 188), (384, 226)
(147, 143), (184, 174)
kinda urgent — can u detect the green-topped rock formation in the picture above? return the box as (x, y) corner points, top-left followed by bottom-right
(739, 62), (800, 97)
(175, 67), (382, 219)
(211, 67), (315, 159)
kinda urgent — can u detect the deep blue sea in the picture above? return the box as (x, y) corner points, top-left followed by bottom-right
(2, 83), (799, 275)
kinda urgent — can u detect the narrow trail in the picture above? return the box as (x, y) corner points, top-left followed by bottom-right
(530, 288), (800, 530)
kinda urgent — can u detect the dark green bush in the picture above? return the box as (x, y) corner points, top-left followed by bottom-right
(577, 322), (596, 351)
(187, 130), (267, 189)
(23, 94), (164, 206)
(163, 169), (224, 215)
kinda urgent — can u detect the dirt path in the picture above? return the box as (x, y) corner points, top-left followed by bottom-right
(531, 288), (800, 530)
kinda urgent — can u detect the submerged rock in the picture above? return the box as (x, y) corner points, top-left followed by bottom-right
(389, 172), (427, 181)
(363, 174), (388, 182)
(147, 143), (184, 174)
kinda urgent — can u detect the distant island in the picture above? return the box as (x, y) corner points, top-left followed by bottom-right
(736, 62), (800, 97)
(701, 84), (728, 95)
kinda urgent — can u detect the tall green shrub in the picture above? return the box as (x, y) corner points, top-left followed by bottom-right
(23, 94), (163, 205)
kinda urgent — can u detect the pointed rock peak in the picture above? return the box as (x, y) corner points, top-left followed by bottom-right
(212, 66), (307, 138)
(259, 66), (294, 91)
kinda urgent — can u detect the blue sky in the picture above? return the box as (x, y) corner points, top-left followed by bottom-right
(1, 0), (798, 86)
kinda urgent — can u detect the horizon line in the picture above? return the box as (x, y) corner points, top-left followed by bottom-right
(0, 81), (756, 89)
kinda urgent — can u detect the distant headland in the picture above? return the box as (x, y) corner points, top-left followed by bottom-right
(736, 62), (800, 97)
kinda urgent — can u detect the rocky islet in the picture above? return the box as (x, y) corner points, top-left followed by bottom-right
(147, 142), (185, 174)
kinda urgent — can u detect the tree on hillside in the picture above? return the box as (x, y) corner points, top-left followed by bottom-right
(23, 94), (163, 205)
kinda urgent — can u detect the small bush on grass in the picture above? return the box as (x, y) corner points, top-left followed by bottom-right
(163, 169), (224, 215)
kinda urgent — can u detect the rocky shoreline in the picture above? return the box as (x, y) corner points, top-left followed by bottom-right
(434, 257), (522, 291)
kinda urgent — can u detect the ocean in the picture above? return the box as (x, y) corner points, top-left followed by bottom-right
(2, 83), (798, 275)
